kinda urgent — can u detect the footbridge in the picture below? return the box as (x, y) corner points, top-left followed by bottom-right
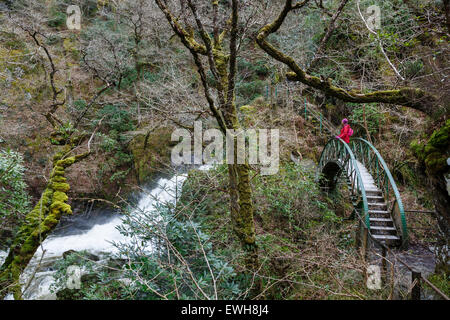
(317, 137), (408, 248)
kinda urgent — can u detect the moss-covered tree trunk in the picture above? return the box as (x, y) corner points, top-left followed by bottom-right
(228, 164), (258, 268)
(154, 0), (259, 283)
(0, 148), (88, 299)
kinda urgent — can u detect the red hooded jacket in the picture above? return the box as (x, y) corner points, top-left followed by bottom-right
(338, 124), (351, 143)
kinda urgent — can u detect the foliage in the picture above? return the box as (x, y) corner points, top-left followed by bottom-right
(93, 105), (135, 186)
(236, 79), (265, 103)
(0, 149), (30, 241)
(47, 6), (66, 28)
(114, 199), (241, 300)
(51, 188), (242, 299)
(97, 104), (135, 133)
(427, 272), (450, 298)
(50, 250), (129, 300)
(178, 164), (362, 300)
(349, 103), (385, 136)
(254, 163), (340, 236)
(401, 59), (424, 79)
(96, 131), (133, 184)
(50, 121), (76, 145)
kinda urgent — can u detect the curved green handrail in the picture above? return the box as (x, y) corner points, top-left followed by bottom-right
(317, 137), (370, 230)
(350, 138), (408, 245)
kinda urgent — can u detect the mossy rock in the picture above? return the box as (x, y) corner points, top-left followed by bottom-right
(62, 250), (100, 263)
(128, 127), (173, 183)
(411, 119), (450, 174)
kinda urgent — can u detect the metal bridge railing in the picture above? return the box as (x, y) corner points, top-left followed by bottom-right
(350, 138), (408, 246)
(317, 137), (371, 231)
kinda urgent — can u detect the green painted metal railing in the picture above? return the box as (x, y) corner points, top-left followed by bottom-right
(317, 137), (409, 247)
(350, 138), (408, 245)
(292, 97), (337, 135)
(317, 137), (371, 231)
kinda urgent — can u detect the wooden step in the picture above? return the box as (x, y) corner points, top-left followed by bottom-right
(370, 218), (393, 222)
(372, 234), (400, 241)
(368, 204), (387, 210)
(366, 190), (382, 196)
(367, 196), (384, 201)
(368, 210), (389, 214)
(370, 226), (397, 231)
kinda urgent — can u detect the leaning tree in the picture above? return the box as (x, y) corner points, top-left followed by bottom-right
(0, 2), (130, 298)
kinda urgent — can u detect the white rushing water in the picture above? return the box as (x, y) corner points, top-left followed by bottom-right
(1, 165), (212, 300)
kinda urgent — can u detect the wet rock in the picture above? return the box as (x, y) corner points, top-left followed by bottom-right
(81, 273), (100, 284)
(62, 250), (100, 263)
(56, 288), (81, 300)
(0, 228), (13, 250)
(107, 258), (127, 269)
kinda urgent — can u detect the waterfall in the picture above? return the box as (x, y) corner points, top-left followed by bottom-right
(1, 164), (212, 300)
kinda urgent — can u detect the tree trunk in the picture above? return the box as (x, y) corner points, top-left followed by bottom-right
(228, 164), (257, 262)
(0, 149), (88, 299)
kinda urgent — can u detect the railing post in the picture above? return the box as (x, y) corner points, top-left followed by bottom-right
(411, 271), (421, 300)
(304, 98), (307, 120)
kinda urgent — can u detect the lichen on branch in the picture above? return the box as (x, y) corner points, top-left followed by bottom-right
(256, 0), (442, 116)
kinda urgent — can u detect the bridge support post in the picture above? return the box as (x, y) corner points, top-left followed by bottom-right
(361, 227), (369, 283)
(411, 271), (421, 300)
(381, 246), (388, 285)
(362, 228), (368, 261)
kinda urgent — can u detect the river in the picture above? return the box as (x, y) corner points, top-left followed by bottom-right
(0, 165), (211, 300)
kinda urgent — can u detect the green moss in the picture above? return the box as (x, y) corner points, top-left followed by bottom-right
(51, 167), (65, 178)
(128, 127), (173, 182)
(50, 201), (72, 215)
(56, 157), (76, 167)
(50, 181), (70, 193)
(63, 37), (79, 60)
(51, 176), (67, 183)
(52, 191), (69, 203)
(411, 120), (450, 174)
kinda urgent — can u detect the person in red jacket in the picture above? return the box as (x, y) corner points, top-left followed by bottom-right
(336, 118), (352, 143)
